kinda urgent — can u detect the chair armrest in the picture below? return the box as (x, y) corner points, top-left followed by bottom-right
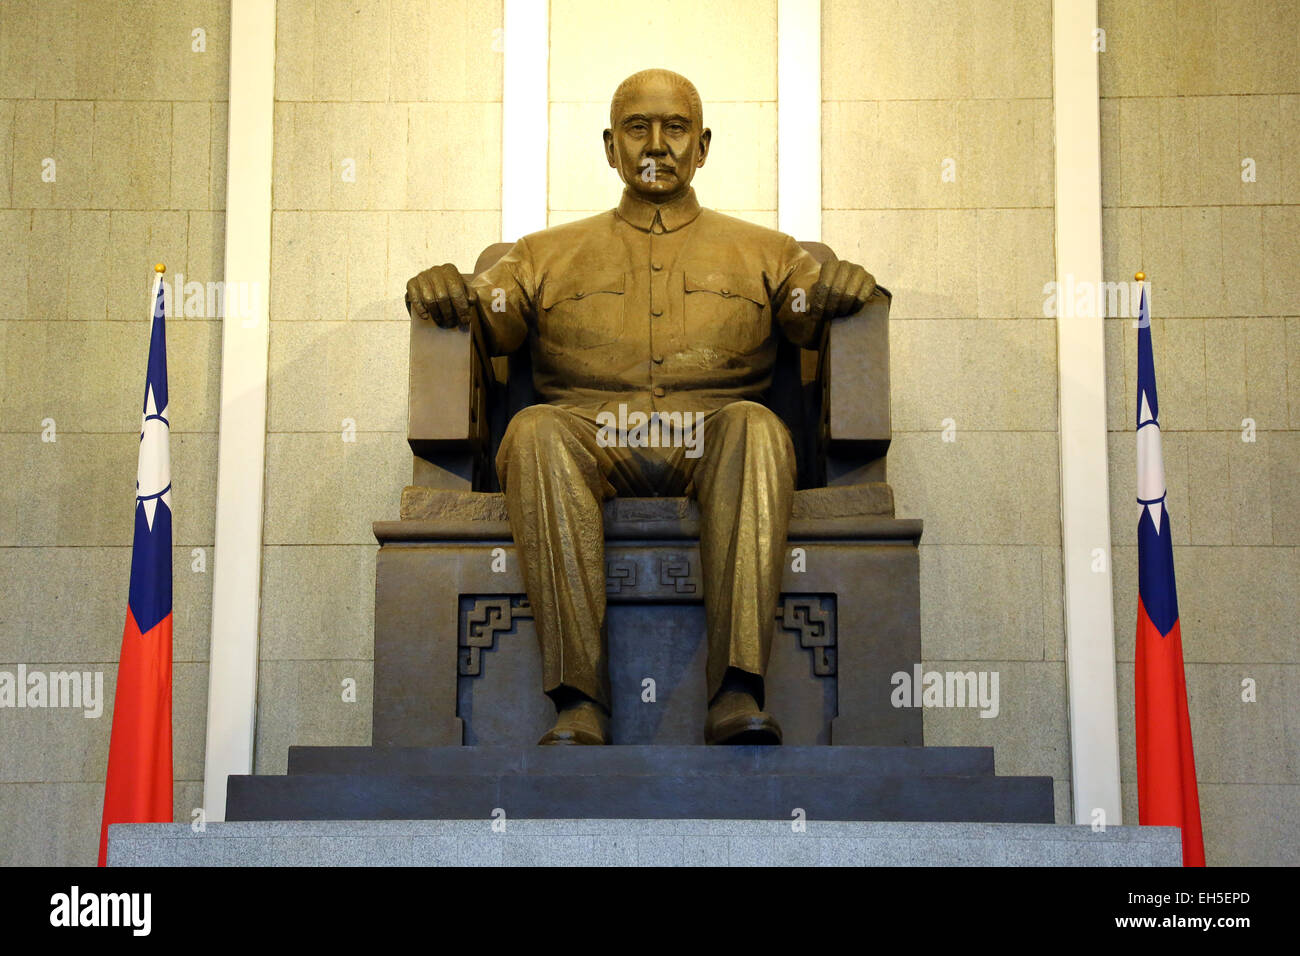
(405, 244), (518, 492)
(823, 286), (892, 483)
(406, 274), (492, 489)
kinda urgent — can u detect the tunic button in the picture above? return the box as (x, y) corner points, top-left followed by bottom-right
(574, 290), (584, 298)
(651, 308), (663, 317)
(652, 262), (663, 271)
(653, 354), (665, 364)
(653, 386), (666, 398)
(721, 288), (730, 295)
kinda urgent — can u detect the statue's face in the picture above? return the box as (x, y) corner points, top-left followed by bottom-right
(604, 78), (710, 203)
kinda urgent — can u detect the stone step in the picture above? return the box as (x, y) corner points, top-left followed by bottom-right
(285, 744), (997, 778)
(226, 769), (1054, 823)
(111, 819), (1181, 867)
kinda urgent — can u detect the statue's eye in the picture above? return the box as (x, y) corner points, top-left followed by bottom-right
(666, 124), (685, 134)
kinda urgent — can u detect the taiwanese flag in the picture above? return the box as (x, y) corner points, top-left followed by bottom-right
(1134, 285), (1205, 867)
(97, 268), (174, 866)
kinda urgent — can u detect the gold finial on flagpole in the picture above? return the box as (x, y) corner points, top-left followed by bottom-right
(1134, 271), (1145, 282)
(155, 262), (166, 274)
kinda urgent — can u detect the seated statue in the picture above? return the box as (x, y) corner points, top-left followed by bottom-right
(404, 69), (876, 746)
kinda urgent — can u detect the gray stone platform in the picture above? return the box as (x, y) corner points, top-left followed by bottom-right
(226, 745), (1055, 823)
(108, 819), (1182, 867)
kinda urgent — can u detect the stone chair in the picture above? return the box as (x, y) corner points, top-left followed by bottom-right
(371, 241), (924, 748)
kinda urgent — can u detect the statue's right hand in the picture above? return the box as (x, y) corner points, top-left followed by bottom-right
(405, 263), (477, 329)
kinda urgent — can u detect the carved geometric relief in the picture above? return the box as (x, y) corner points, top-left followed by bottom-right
(601, 552), (703, 600)
(658, 557), (697, 594)
(605, 559), (637, 594)
(459, 595), (533, 676)
(459, 593), (835, 679)
(776, 595), (837, 676)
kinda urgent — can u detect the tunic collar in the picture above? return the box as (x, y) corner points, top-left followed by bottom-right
(616, 187), (702, 232)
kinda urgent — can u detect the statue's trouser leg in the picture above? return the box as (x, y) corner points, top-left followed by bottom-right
(687, 400), (797, 709)
(495, 404), (624, 713)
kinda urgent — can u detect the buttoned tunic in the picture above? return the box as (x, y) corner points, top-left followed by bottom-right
(470, 187), (826, 417)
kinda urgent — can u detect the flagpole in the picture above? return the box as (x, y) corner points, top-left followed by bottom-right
(99, 262), (176, 866)
(149, 264), (165, 338)
(1132, 269), (1206, 866)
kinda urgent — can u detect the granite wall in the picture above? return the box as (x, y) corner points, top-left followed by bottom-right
(1098, 0), (1299, 866)
(821, 0), (1070, 822)
(0, 0), (229, 865)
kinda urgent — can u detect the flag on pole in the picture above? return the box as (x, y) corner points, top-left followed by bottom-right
(1133, 277), (1205, 867)
(98, 265), (174, 866)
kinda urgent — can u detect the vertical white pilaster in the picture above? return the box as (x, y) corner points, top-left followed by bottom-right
(202, 0), (276, 822)
(502, 0), (549, 239)
(1052, 0), (1123, 825)
(777, 0), (822, 240)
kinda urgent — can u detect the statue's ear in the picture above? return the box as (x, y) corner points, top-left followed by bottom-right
(696, 128), (711, 167)
(603, 129), (617, 168)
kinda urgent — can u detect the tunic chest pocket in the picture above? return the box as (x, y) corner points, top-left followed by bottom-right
(684, 271), (770, 354)
(538, 271), (626, 353)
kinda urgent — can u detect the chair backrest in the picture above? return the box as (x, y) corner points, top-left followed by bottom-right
(407, 241), (891, 491)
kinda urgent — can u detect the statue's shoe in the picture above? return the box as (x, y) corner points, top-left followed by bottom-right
(704, 691), (783, 745)
(538, 701), (610, 745)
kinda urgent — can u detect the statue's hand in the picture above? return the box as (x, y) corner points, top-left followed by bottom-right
(812, 259), (876, 318)
(405, 263), (477, 329)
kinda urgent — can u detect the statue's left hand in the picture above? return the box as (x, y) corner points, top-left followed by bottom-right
(812, 259), (876, 318)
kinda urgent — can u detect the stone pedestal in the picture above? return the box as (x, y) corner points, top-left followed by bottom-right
(374, 490), (923, 749)
(108, 819), (1182, 867)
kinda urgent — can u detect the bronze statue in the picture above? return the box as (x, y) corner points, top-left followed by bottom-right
(405, 69), (876, 746)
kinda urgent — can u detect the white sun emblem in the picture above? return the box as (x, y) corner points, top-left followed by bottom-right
(137, 383), (172, 530)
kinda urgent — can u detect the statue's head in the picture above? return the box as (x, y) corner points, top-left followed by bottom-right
(604, 69), (711, 204)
